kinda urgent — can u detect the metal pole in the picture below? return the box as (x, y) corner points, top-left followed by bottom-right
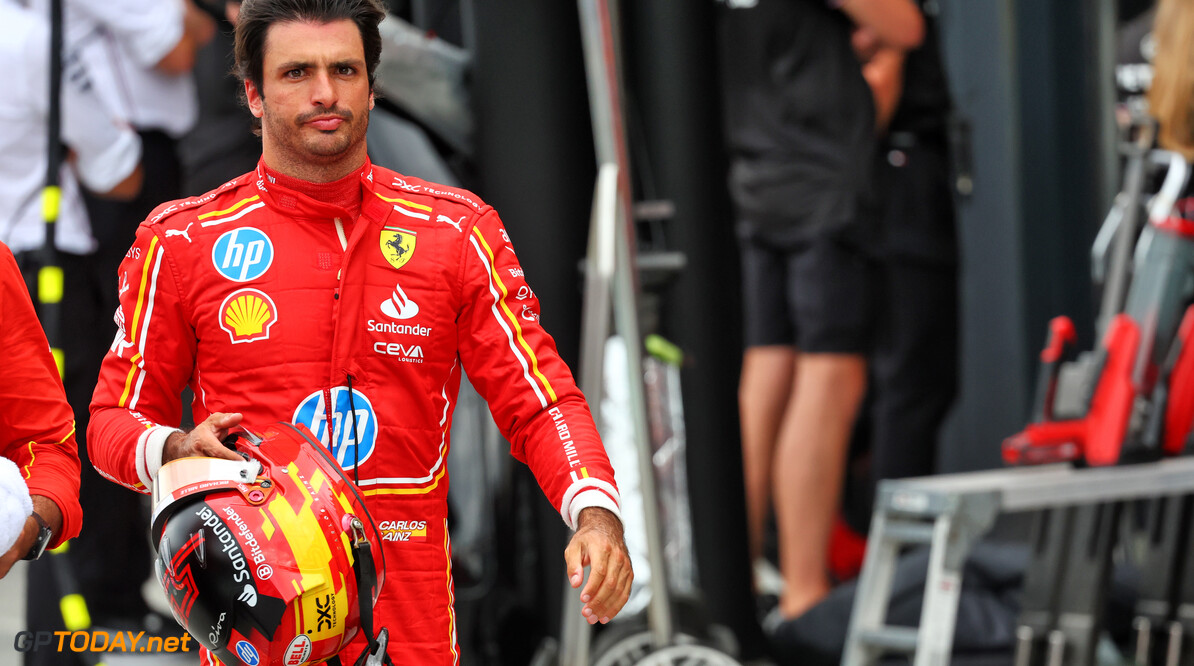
(562, 165), (620, 666)
(39, 0), (65, 380)
(568, 0), (675, 661)
(40, 8), (105, 666)
(1095, 118), (1155, 338)
(1091, 0), (1119, 217)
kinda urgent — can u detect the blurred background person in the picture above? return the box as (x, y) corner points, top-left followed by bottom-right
(717, 0), (924, 626)
(0, 0), (143, 648)
(0, 239), (85, 582)
(836, 0), (958, 576)
(179, 1), (261, 195)
(10, 0), (212, 658)
(1149, 0), (1193, 163)
(0, 0), (98, 587)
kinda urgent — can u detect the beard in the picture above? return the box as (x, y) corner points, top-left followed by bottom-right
(261, 101), (370, 163)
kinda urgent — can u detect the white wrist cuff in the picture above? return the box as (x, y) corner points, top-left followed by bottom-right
(568, 489), (623, 530)
(136, 426), (182, 490)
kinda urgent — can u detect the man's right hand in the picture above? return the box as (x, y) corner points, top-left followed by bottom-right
(162, 412), (245, 464)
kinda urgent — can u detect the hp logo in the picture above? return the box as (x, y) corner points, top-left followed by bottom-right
(212, 228), (273, 282)
(292, 388), (378, 469)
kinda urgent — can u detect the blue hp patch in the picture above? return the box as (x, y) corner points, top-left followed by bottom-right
(235, 640), (260, 665)
(292, 388), (378, 469)
(212, 227), (273, 282)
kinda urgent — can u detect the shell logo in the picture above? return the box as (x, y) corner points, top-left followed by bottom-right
(219, 288), (278, 344)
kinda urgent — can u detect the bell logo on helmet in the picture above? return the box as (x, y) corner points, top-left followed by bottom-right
(292, 388), (378, 470)
(284, 635), (312, 665)
(235, 640), (260, 666)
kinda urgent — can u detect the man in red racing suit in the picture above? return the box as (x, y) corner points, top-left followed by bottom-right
(87, 1), (630, 662)
(0, 242), (82, 575)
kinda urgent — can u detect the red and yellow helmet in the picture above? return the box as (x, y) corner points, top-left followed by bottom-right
(150, 423), (386, 666)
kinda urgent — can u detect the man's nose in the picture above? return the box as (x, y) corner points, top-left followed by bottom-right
(310, 70), (337, 107)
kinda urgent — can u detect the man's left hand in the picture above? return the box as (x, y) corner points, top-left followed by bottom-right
(0, 496), (62, 579)
(564, 507), (633, 625)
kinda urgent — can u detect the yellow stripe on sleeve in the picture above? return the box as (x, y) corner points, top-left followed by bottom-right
(118, 233), (159, 408)
(445, 519), (458, 664)
(129, 238), (158, 345)
(22, 423), (75, 479)
(472, 229), (557, 402)
(374, 193), (433, 211)
(196, 195), (260, 220)
(23, 441), (35, 479)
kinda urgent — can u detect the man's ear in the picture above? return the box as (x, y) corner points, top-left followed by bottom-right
(245, 79), (265, 118)
(369, 90), (375, 110)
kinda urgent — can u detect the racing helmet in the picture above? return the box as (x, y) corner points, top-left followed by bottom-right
(150, 423), (386, 666)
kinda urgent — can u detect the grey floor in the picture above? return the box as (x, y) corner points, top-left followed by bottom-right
(0, 561), (191, 666)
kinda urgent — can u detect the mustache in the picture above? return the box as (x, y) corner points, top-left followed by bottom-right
(296, 107), (354, 123)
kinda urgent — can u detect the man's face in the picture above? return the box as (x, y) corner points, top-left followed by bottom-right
(245, 19), (374, 168)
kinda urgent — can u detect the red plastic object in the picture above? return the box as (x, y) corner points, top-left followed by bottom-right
(1041, 316), (1078, 364)
(826, 515), (867, 583)
(1003, 315), (1141, 466)
(1164, 306), (1194, 456)
(1083, 315), (1141, 465)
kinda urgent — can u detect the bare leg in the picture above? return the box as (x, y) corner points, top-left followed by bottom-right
(774, 352), (867, 618)
(739, 346), (797, 565)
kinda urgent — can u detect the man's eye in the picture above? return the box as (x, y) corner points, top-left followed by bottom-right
(286, 69), (304, 78)
(338, 66), (356, 76)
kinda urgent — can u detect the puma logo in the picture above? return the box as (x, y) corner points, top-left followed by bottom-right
(165, 222), (194, 243)
(436, 214), (465, 233)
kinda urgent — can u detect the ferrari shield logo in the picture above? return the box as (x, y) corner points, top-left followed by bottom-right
(380, 226), (416, 270)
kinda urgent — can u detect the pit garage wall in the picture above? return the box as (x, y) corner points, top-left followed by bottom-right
(936, 0), (1116, 473)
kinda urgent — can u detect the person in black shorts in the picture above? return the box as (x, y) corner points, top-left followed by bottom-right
(718, 0), (924, 623)
(854, 0), (957, 497)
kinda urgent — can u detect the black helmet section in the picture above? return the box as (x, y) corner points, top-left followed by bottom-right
(155, 497), (287, 665)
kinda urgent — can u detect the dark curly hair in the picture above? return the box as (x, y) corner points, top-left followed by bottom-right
(234, 0), (386, 129)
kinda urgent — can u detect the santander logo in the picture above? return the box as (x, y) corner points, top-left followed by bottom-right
(380, 282), (419, 320)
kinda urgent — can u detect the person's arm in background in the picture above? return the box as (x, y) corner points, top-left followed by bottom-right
(45, 30), (144, 199)
(17, 10), (143, 200)
(836, 0), (924, 51)
(70, 0), (215, 76)
(840, 0), (922, 133)
(155, 0), (217, 74)
(0, 244), (82, 579)
(861, 45), (907, 134)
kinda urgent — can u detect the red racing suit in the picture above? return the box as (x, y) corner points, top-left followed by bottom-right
(0, 242), (82, 549)
(88, 159), (621, 664)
